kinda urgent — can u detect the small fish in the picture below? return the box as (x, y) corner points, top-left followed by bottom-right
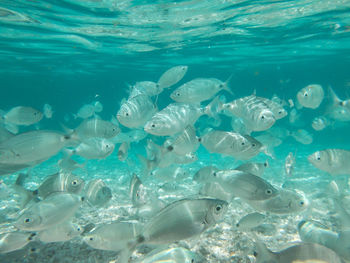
(170, 77), (232, 103)
(37, 221), (83, 243)
(288, 108), (302, 125)
(312, 116), (330, 131)
(290, 129), (313, 145)
(136, 246), (205, 263)
(308, 149), (350, 175)
(254, 241), (343, 263)
(193, 165), (220, 183)
(14, 192), (82, 231)
(157, 65), (188, 89)
(235, 161), (268, 177)
(0, 232), (36, 253)
(85, 179), (112, 207)
(118, 142), (130, 162)
(144, 102), (214, 136)
(222, 95), (276, 132)
(75, 101), (102, 119)
(129, 173), (146, 207)
(244, 188), (308, 214)
(66, 138), (115, 160)
(33, 172), (85, 200)
(236, 212), (266, 231)
(129, 81), (162, 98)
(201, 130), (263, 160)
(132, 198), (227, 246)
(204, 169), (278, 201)
(83, 221), (142, 251)
(297, 84), (324, 109)
(284, 152), (295, 177)
(117, 94), (157, 128)
(2, 106), (43, 126)
(74, 118), (120, 139)
(58, 156), (85, 172)
(42, 104), (53, 119)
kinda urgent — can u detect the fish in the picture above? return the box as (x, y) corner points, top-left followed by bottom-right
(236, 212), (266, 231)
(193, 165), (220, 183)
(203, 169), (278, 201)
(222, 95), (276, 132)
(129, 173), (146, 207)
(2, 106), (43, 126)
(298, 220), (350, 260)
(66, 138), (115, 159)
(297, 84), (324, 109)
(259, 97), (288, 120)
(254, 241), (343, 263)
(75, 101), (103, 119)
(288, 108), (302, 125)
(74, 118), (120, 139)
(201, 130), (263, 160)
(162, 125), (200, 156)
(136, 246), (205, 263)
(85, 179), (112, 207)
(42, 104), (53, 119)
(118, 141), (130, 162)
(117, 94), (157, 129)
(157, 65), (188, 89)
(33, 172), (85, 200)
(0, 131), (73, 170)
(244, 188), (308, 214)
(83, 221), (142, 251)
(58, 155), (86, 172)
(235, 161), (269, 177)
(284, 152), (295, 177)
(308, 149), (350, 175)
(0, 232), (36, 254)
(37, 220), (83, 243)
(129, 81), (162, 98)
(14, 192), (82, 231)
(290, 129), (313, 145)
(132, 198), (227, 246)
(170, 77), (232, 103)
(144, 102), (214, 136)
(312, 116), (330, 131)
(326, 86), (350, 121)
(111, 130), (147, 144)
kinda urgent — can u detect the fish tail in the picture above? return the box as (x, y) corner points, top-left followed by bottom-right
(328, 85), (342, 106)
(223, 74), (234, 95)
(205, 96), (223, 119)
(137, 154), (152, 174)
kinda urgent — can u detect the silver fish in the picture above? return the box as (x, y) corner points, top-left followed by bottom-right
(193, 165), (220, 183)
(290, 129), (313, 145)
(236, 212), (266, 231)
(68, 138), (115, 159)
(308, 149), (350, 175)
(0, 232), (36, 253)
(118, 142), (130, 162)
(254, 242), (342, 263)
(129, 173), (146, 207)
(34, 172), (85, 200)
(223, 95), (276, 132)
(134, 198), (227, 246)
(136, 246), (205, 263)
(129, 81), (162, 98)
(158, 65), (188, 89)
(284, 152), (295, 177)
(43, 104), (53, 119)
(312, 116), (330, 131)
(74, 118), (120, 139)
(297, 84), (324, 109)
(201, 130), (263, 160)
(204, 169), (278, 201)
(14, 192), (82, 231)
(83, 221), (142, 251)
(259, 97), (287, 120)
(117, 94), (157, 128)
(244, 188), (308, 214)
(3, 106), (43, 126)
(58, 156), (85, 172)
(85, 179), (112, 207)
(144, 103), (212, 136)
(235, 161), (268, 177)
(170, 77), (231, 103)
(38, 220), (83, 243)
(75, 101), (102, 119)
(326, 86), (350, 121)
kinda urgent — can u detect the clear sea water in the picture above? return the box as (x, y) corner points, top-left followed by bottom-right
(1, 0), (350, 262)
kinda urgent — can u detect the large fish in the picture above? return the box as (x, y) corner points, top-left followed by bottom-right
(2, 106), (43, 126)
(297, 84), (324, 109)
(308, 149), (350, 175)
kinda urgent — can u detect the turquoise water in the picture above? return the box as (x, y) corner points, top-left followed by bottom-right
(1, 0), (350, 262)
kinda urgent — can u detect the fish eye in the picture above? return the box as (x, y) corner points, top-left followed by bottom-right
(265, 189), (273, 195)
(191, 259), (194, 263)
(253, 251), (258, 257)
(299, 201), (305, 206)
(213, 172), (217, 177)
(252, 143), (256, 147)
(176, 92), (180, 96)
(77, 227), (81, 231)
(89, 237), (94, 241)
(167, 145), (174, 151)
(72, 180), (78, 185)
(317, 157), (321, 160)
(261, 115), (265, 119)
(151, 124), (155, 128)
(241, 142), (245, 145)
(25, 218), (31, 223)
(215, 204), (223, 212)
(304, 92), (308, 97)
(125, 112), (129, 116)
(219, 84), (224, 88)
(278, 111), (282, 114)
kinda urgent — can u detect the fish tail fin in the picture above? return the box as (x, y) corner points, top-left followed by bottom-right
(4, 122), (19, 134)
(62, 148), (75, 157)
(328, 85), (342, 106)
(205, 96), (223, 119)
(223, 74), (234, 96)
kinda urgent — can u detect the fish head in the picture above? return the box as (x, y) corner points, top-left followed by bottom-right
(308, 151), (327, 170)
(68, 223), (84, 238)
(254, 109), (275, 131)
(170, 88), (186, 102)
(289, 190), (309, 213)
(276, 107), (288, 119)
(14, 211), (43, 231)
(66, 174), (85, 194)
(144, 118), (172, 136)
(101, 139), (115, 155)
(83, 234), (103, 249)
(116, 104), (133, 127)
(104, 123), (120, 138)
(32, 109), (43, 123)
(205, 199), (228, 224)
(94, 186), (112, 206)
